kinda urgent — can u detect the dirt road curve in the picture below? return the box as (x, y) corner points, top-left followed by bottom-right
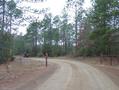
(37, 58), (119, 90)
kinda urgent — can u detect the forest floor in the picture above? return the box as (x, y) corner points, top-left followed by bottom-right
(0, 57), (119, 90)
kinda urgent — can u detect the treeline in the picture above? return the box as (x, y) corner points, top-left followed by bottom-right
(14, 0), (119, 57)
(85, 0), (119, 56)
(0, 0), (119, 63)
(0, 0), (22, 64)
(14, 13), (74, 57)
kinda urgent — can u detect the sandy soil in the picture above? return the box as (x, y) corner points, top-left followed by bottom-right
(37, 58), (119, 90)
(94, 65), (119, 87)
(65, 60), (119, 90)
(0, 57), (58, 90)
(0, 57), (119, 90)
(73, 57), (119, 88)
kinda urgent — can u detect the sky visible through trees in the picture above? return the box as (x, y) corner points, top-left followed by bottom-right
(0, 0), (119, 64)
(16, 0), (92, 34)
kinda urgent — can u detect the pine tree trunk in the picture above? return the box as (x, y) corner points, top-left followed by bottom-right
(2, 0), (5, 32)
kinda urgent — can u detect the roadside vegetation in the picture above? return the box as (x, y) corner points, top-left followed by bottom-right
(0, 0), (119, 65)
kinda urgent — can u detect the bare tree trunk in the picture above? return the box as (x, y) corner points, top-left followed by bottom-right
(2, 0), (5, 32)
(6, 59), (10, 73)
(75, 6), (78, 54)
(100, 53), (103, 64)
(9, 14), (12, 33)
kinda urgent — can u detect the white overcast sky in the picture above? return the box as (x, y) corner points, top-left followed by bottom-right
(17, 0), (92, 35)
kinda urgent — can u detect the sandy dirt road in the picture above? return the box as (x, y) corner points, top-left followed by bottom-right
(36, 58), (119, 90)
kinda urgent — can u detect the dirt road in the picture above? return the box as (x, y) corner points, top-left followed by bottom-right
(1, 58), (118, 90)
(36, 58), (119, 90)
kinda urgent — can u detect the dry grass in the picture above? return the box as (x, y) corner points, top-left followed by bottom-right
(0, 57), (52, 90)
